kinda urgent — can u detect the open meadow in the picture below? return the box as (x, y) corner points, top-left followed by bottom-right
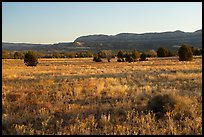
(2, 57), (202, 135)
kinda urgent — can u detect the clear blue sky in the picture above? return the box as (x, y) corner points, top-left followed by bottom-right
(2, 2), (202, 44)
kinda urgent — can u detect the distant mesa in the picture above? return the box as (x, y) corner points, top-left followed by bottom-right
(74, 29), (202, 43)
(2, 29), (202, 53)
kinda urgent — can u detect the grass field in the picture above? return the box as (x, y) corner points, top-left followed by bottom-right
(2, 56), (202, 135)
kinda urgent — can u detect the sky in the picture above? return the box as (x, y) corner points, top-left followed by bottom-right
(2, 2), (202, 44)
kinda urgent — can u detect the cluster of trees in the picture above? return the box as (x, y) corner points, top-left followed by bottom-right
(93, 44), (202, 63)
(2, 50), (40, 59)
(2, 45), (202, 61)
(192, 47), (202, 56)
(2, 50), (93, 59)
(157, 46), (202, 57)
(157, 44), (201, 61)
(42, 51), (93, 58)
(117, 50), (148, 62)
(1, 50), (39, 66)
(92, 49), (148, 63)
(157, 47), (176, 57)
(117, 50), (140, 62)
(2, 50), (20, 59)
(93, 50), (114, 62)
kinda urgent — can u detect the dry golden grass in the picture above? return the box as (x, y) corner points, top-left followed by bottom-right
(2, 56), (202, 135)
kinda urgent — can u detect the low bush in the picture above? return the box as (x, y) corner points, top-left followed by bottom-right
(157, 47), (169, 57)
(95, 58), (102, 62)
(93, 54), (102, 62)
(14, 52), (24, 59)
(147, 94), (176, 116)
(139, 53), (147, 61)
(178, 44), (193, 61)
(146, 93), (192, 119)
(24, 51), (38, 66)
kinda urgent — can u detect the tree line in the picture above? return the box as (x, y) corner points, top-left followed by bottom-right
(2, 44), (202, 66)
(2, 50), (93, 59)
(2, 45), (202, 60)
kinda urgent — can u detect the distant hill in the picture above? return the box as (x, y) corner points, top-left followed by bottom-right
(2, 29), (202, 53)
(2, 42), (77, 53)
(74, 29), (202, 52)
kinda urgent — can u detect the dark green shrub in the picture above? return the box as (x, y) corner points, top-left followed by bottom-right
(128, 56), (134, 63)
(139, 53), (147, 61)
(14, 52), (24, 59)
(132, 49), (140, 61)
(168, 50), (177, 57)
(147, 94), (176, 118)
(125, 53), (134, 63)
(24, 51), (38, 66)
(98, 51), (106, 58)
(93, 53), (102, 62)
(117, 50), (125, 62)
(95, 58), (102, 62)
(93, 54), (97, 61)
(157, 47), (170, 57)
(178, 44), (193, 61)
(117, 50), (124, 58)
(147, 93), (193, 120)
(93, 55), (97, 61)
(193, 48), (202, 56)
